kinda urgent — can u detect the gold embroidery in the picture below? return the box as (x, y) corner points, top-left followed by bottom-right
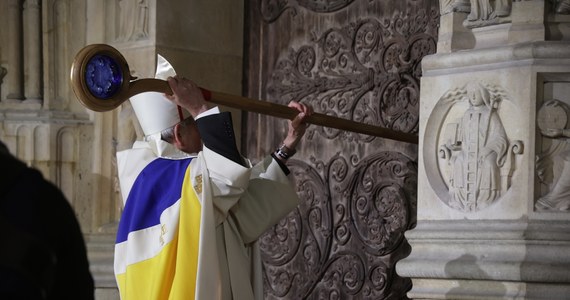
(159, 224), (167, 246)
(194, 174), (203, 194)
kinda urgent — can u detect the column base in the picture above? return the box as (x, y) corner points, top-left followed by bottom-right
(397, 220), (570, 299)
(408, 279), (570, 300)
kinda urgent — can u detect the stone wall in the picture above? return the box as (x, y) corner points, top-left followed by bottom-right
(0, 1), (244, 299)
(397, 1), (570, 298)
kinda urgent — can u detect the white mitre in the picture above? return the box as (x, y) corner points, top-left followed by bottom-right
(117, 55), (193, 204)
(129, 55), (191, 159)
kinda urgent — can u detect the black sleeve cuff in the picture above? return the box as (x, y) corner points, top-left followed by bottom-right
(270, 152), (290, 175)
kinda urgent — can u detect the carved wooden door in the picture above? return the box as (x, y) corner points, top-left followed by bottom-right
(243, 1), (438, 298)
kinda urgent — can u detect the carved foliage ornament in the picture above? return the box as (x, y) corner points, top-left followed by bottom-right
(258, 4), (434, 298)
(267, 13), (438, 142)
(260, 152), (417, 299)
(260, 0), (356, 22)
(426, 82), (524, 212)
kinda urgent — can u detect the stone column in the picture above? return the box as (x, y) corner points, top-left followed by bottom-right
(0, 67), (7, 98)
(24, 0), (42, 103)
(6, 0), (24, 101)
(396, 1), (570, 299)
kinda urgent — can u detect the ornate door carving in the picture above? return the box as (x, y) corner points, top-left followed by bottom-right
(244, 0), (439, 298)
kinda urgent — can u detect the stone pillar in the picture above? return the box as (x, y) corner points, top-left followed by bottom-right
(0, 67), (7, 98)
(6, 0), (24, 101)
(396, 1), (570, 299)
(24, 0), (42, 103)
(508, 0), (546, 43)
(437, 0), (474, 53)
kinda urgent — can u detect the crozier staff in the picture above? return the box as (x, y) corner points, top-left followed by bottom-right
(114, 55), (312, 300)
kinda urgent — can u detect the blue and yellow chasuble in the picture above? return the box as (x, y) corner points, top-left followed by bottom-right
(115, 158), (202, 300)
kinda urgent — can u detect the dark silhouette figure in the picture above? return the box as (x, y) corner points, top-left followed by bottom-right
(0, 141), (94, 300)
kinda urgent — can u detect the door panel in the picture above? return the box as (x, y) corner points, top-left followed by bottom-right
(244, 1), (438, 298)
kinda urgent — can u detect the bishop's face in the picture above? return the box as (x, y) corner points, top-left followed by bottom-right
(175, 118), (203, 154)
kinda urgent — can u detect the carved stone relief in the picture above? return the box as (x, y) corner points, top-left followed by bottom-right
(425, 82), (524, 212)
(536, 99), (570, 211)
(440, 0), (471, 15)
(463, 0), (512, 28)
(445, 0), (570, 29)
(554, 0), (570, 14)
(117, 0), (149, 41)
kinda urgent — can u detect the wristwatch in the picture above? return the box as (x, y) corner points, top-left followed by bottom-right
(275, 144), (296, 160)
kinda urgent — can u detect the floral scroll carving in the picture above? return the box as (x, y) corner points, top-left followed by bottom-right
(267, 13), (438, 141)
(260, 0), (356, 22)
(254, 2), (437, 298)
(260, 152), (417, 299)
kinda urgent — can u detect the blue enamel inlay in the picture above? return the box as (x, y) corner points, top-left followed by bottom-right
(85, 54), (123, 99)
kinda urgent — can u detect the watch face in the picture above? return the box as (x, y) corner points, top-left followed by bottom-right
(85, 54), (123, 99)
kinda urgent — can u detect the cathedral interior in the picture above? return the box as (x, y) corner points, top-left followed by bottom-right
(1, 0), (570, 299)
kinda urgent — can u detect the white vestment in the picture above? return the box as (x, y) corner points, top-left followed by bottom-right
(115, 138), (299, 300)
